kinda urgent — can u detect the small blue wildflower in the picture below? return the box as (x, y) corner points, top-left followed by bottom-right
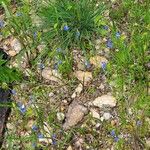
(32, 125), (38, 131)
(0, 20), (4, 28)
(76, 31), (80, 38)
(39, 63), (45, 70)
(116, 32), (121, 38)
(136, 120), (142, 126)
(11, 89), (17, 95)
(56, 48), (62, 52)
(33, 32), (37, 39)
(85, 60), (91, 69)
(52, 134), (57, 145)
(101, 62), (107, 70)
(106, 39), (113, 49)
(37, 133), (44, 139)
(16, 12), (22, 17)
(114, 136), (119, 142)
(103, 25), (109, 30)
(63, 25), (69, 31)
(17, 103), (26, 114)
(31, 142), (36, 148)
(110, 130), (116, 137)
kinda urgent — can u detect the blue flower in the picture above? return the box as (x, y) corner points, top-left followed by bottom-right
(110, 130), (116, 137)
(0, 20), (4, 28)
(52, 134), (57, 145)
(106, 39), (113, 49)
(16, 12), (22, 17)
(136, 120), (142, 126)
(32, 125), (38, 131)
(17, 103), (26, 114)
(76, 31), (80, 38)
(85, 60), (91, 69)
(33, 32), (37, 39)
(37, 133), (44, 139)
(101, 62), (107, 70)
(11, 89), (17, 95)
(116, 32), (121, 38)
(63, 25), (70, 31)
(54, 60), (62, 70)
(114, 136), (119, 142)
(103, 25), (109, 30)
(39, 63), (45, 70)
(31, 142), (36, 148)
(56, 48), (62, 52)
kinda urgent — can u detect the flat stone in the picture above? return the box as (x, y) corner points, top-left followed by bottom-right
(71, 83), (83, 98)
(42, 67), (62, 83)
(8, 50), (17, 57)
(10, 38), (21, 53)
(90, 56), (108, 68)
(63, 101), (88, 130)
(90, 109), (100, 119)
(74, 71), (92, 85)
(57, 112), (65, 121)
(93, 95), (117, 108)
(103, 112), (112, 120)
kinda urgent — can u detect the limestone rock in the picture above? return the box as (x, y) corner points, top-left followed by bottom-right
(74, 71), (92, 85)
(71, 83), (83, 98)
(63, 101), (88, 130)
(93, 95), (117, 108)
(90, 56), (108, 68)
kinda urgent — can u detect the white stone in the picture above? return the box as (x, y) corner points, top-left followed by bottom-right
(103, 112), (112, 120)
(67, 146), (73, 150)
(63, 101), (88, 130)
(74, 71), (92, 85)
(10, 38), (21, 53)
(93, 95), (117, 108)
(57, 112), (65, 121)
(71, 83), (83, 98)
(90, 55), (108, 68)
(90, 109), (100, 119)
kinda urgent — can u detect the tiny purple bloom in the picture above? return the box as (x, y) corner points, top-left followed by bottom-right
(136, 120), (142, 126)
(76, 31), (80, 38)
(33, 32), (37, 39)
(85, 60), (91, 69)
(39, 63), (45, 70)
(63, 25), (69, 31)
(17, 102), (26, 114)
(32, 125), (38, 131)
(56, 48), (62, 52)
(114, 136), (119, 142)
(11, 89), (17, 95)
(52, 134), (57, 145)
(101, 62), (107, 70)
(110, 130), (116, 137)
(37, 133), (44, 139)
(16, 12), (22, 17)
(0, 20), (4, 28)
(103, 25), (109, 30)
(106, 39), (113, 49)
(116, 32), (121, 38)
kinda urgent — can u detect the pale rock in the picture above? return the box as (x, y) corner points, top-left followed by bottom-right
(63, 101), (88, 130)
(146, 139), (150, 147)
(48, 92), (54, 97)
(10, 38), (21, 53)
(57, 112), (65, 121)
(95, 45), (100, 50)
(90, 55), (108, 68)
(67, 146), (73, 150)
(90, 109), (100, 119)
(8, 50), (17, 56)
(74, 71), (92, 85)
(42, 67), (62, 83)
(71, 83), (83, 98)
(93, 95), (117, 108)
(103, 112), (112, 120)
